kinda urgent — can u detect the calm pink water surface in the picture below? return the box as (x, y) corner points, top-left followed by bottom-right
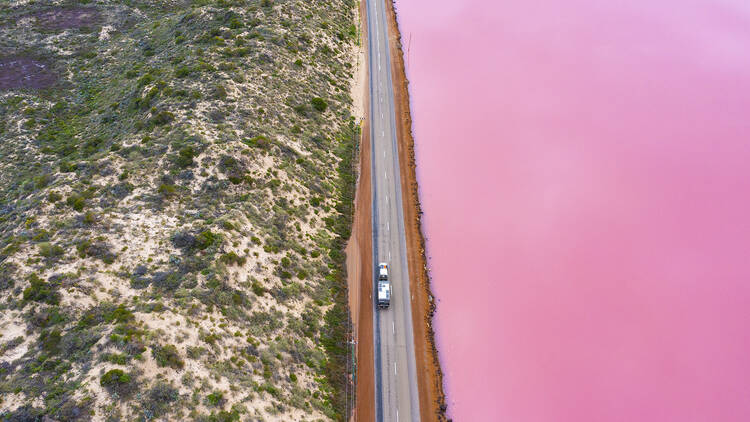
(393, 0), (750, 420)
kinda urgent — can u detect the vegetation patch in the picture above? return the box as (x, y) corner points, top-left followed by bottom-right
(0, 57), (57, 90)
(152, 344), (184, 370)
(32, 7), (102, 31)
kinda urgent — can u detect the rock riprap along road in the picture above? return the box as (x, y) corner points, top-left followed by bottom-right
(366, 0), (421, 420)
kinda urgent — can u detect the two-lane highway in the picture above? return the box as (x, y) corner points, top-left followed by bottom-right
(366, 0), (421, 420)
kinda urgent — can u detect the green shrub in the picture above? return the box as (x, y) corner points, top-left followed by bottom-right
(205, 391), (224, 407)
(38, 242), (64, 259)
(152, 344), (185, 369)
(80, 137), (104, 156)
(251, 281), (265, 297)
(82, 211), (97, 225)
(34, 174), (52, 189)
(102, 352), (128, 365)
(100, 369), (131, 387)
(40, 328), (62, 354)
(219, 252), (246, 266)
(77, 240), (116, 264)
(175, 65), (193, 78)
(59, 161), (77, 172)
(311, 97), (328, 112)
(150, 110), (175, 126)
(23, 274), (59, 305)
(212, 84), (227, 100)
(66, 194), (86, 211)
(142, 382), (178, 417)
(195, 230), (219, 250)
(245, 135), (270, 149)
(32, 230), (50, 242)
(47, 191), (62, 203)
(174, 146), (196, 168)
(158, 183), (177, 197)
(105, 304), (134, 324)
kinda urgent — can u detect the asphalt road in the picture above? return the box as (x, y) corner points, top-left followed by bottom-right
(366, 0), (421, 420)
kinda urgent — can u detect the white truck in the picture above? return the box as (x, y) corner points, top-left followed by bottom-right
(377, 262), (391, 309)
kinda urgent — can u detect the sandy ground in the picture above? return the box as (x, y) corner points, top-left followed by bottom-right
(384, 0), (449, 420)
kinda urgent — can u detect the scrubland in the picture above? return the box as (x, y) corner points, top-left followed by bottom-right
(0, 0), (359, 420)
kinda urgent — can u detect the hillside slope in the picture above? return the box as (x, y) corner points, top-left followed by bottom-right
(0, 0), (359, 420)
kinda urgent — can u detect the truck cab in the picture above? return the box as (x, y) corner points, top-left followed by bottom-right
(377, 262), (391, 309)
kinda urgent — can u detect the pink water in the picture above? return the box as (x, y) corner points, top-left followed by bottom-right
(393, 0), (750, 420)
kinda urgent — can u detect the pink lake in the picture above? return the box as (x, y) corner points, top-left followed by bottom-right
(393, 0), (750, 420)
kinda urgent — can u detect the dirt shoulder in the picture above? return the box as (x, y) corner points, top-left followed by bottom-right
(348, 1), (375, 421)
(384, 1), (448, 420)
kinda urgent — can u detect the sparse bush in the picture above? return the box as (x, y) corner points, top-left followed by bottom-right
(245, 135), (271, 149)
(23, 274), (59, 305)
(101, 369), (136, 396)
(174, 146), (196, 168)
(158, 183), (177, 197)
(150, 110), (175, 126)
(40, 328), (62, 354)
(82, 211), (97, 225)
(34, 173), (52, 189)
(195, 230), (219, 250)
(251, 281), (265, 296)
(152, 344), (185, 370)
(152, 271), (182, 291)
(212, 83), (228, 100)
(205, 391), (225, 407)
(66, 194), (86, 211)
(105, 304), (134, 324)
(77, 240), (116, 264)
(47, 191), (63, 203)
(38, 242), (65, 259)
(102, 352), (128, 365)
(142, 382), (179, 417)
(171, 231), (196, 249)
(0, 263), (16, 290)
(311, 97), (328, 112)
(218, 155), (246, 183)
(175, 65), (193, 78)
(219, 252), (246, 266)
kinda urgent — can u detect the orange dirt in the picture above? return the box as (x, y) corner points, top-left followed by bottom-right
(348, 1), (375, 421)
(384, 0), (449, 420)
